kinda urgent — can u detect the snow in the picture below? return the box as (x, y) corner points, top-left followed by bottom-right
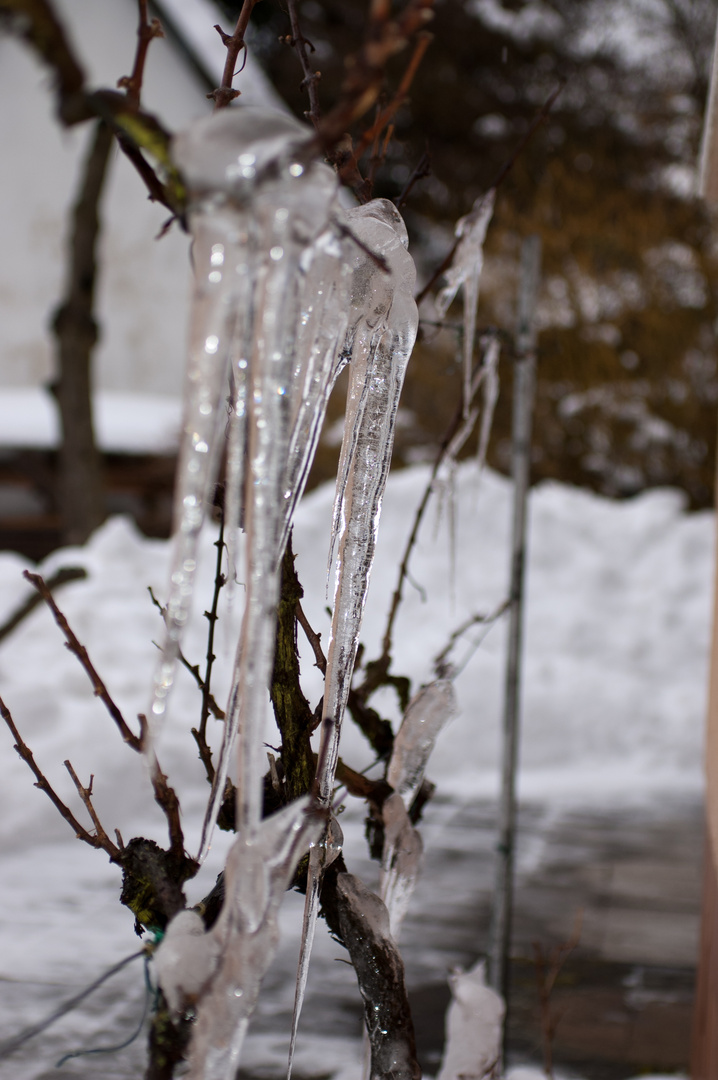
(0, 387), (182, 454)
(0, 462), (709, 1077)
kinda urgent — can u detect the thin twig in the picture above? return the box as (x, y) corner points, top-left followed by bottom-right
(395, 147), (431, 210)
(433, 600), (510, 675)
(117, 0), (164, 110)
(193, 516), (227, 785)
(286, 0), (322, 126)
(312, 0), (435, 155)
(148, 588), (225, 722)
(23, 571), (142, 751)
(209, 0), (260, 109)
(64, 760), (120, 858)
(415, 78), (565, 307)
(0, 696), (116, 857)
(354, 30), (433, 162)
(21, 572), (186, 855)
(296, 601), (327, 675)
(0, 566), (87, 645)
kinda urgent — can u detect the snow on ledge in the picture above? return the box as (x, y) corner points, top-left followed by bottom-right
(0, 388), (182, 455)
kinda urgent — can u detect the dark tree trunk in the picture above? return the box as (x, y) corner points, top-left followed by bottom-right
(51, 119), (112, 545)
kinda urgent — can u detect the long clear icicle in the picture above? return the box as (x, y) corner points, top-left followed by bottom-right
(288, 200), (418, 1075)
(155, 107), (347, 860)
(435, 189), (496, 418)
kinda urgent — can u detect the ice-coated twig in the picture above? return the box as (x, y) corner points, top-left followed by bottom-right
(378, 793), (422, 939)
(331, 872), (422, 1080)
(386, 679), (458, 809)
(288, 200), (418, 1068)
(434, 189), (496, 419)
(155, 798), (322, 1080)
(379, 680), (457, 937)
(287, 814), (343, 1078)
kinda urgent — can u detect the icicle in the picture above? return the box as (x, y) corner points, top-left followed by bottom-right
(288, 202), (418, 1070)
(436, 960), (504, 1080)
(177, 798), (323, 1080)
(148, 106), (347, 855)
(475, 335), (500, 475)
(387, 679), (458, 809)
(378, 680), (456, 938)
(147, 206), (249, 737)
(378, 793), (423, 939)
(287, 814), (343, 1080)
(435, 189), (496, 418)
(319, 199), (419, 802)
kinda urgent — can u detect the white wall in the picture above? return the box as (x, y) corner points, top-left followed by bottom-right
(0, 0), (282, 400)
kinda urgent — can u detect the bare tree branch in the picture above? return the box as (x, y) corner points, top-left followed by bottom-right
(0, 566), (86, 645)
(209, 0), (260, 109)
(64, 760), (120, 858)
(23, 570), (143, 750)
(0, 695), (117, 857)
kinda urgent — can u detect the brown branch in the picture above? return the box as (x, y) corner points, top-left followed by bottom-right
(354, 30), (433, 163)
(51, 117), (112, 546)
(23, 571), (143, 751)
(194, 517), (226, 782)
(312, 0), (435, 155)
(64, 760), (120, 858)
(117, 0), (164, 110)
(296, 600), (327, 675)
(415, 77), (565, 307)
(286, 0), (322, 126)
(147, 754), (185, 858)
(0, 694), (117, 856)
(209, 0), (260, 109)
(0, 566), (87, 645)
(395, 147), (431, 210)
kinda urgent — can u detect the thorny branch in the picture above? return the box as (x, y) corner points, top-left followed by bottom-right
(23, 571), (142, 750)
(117, 0), (163, 111)
(64, 760), (120, 858)
(533, 912), (583, 1080)
(23, 571), (187, 858)
(0, 566), (86, 645)
(0, 695), (117, 857)
(193, 515), (227, 785)
(209, 0), (260, 109)
(286, 0), (322, 127)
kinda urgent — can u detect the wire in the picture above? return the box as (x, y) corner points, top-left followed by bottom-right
(55, 953), (155, 1067)
(0, 949), (146, 1061)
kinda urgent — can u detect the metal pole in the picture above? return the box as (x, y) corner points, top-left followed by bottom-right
(487, 235), (541, 1004)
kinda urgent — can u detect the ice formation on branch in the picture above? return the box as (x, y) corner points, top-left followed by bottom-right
(318, 199), (419, 805)
(144, 107), (349, 855)
(434, 189), (496, 418)
(288, 200), (419, 1069)
(379, 680), (457, 936)
(436, 960), (504, 1080)
(387, 679), (458, 808)
(154, 798), (322, 1080)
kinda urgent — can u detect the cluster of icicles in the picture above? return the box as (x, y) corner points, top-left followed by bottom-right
(148, 107), (458, 1080)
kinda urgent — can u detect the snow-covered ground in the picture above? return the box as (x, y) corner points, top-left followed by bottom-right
(0, 462), (709, 1078)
